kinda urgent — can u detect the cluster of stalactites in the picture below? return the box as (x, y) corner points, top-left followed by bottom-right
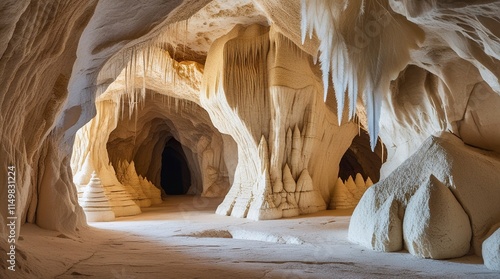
(96, 20), (191, 122)
(300, 0), (418, 150)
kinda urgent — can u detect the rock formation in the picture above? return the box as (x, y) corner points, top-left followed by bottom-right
(348, 133), (500, 259)
(201, 24), (357, 220)
(0, 0), (499, 274)
(79, 172), (115, 222)
(329, 174), (373, 210)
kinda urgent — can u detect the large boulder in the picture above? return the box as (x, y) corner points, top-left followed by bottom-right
(349, 132), (500, 259)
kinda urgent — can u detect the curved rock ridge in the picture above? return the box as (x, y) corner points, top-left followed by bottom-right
(71, 37), (234, 209)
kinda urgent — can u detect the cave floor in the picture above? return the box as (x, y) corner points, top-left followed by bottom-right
(16, 196), (498, 278)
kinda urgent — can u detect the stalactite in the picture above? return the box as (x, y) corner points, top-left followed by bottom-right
(300, 0), (420, 149)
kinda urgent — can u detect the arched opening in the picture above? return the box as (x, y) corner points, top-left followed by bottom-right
(339, 129), (386, 183)
(161, 137), (191, 195)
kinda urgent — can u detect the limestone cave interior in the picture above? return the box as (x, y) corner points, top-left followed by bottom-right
(1, 0), (500, 278)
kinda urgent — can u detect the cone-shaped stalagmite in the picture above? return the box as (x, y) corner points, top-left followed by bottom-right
(80, 172), (115, 222)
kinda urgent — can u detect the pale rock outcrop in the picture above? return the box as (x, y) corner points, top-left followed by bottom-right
(483, 227), (500, 271)
(348, 191), (403, 252)
(139, 175), (162, 205)
(79, 172), (115, 222)
(202, 23), (357, 220)
(403, 175), (471, 259)
(115, 161), (152, 208)
(349, 133), (500, 257)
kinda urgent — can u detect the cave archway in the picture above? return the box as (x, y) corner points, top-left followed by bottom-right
(339, 129), (386, 183)
(161, 137), (191, 195)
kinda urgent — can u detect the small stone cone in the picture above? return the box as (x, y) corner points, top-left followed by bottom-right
(354, 173), (366, 200)
(365, 177), (374, 189)
(81, 172), (115, 222)
(330, 178), (355, 209)
(140, 176), (162, 205)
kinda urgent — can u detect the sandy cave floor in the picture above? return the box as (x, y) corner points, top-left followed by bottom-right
(14, 196), (500, 279)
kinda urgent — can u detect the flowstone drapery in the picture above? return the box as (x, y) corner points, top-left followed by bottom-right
(202, 24), (358, 220)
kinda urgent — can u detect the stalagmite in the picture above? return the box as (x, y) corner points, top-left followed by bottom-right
(103, 181), (142, 217)
(139, 175), (162, 205)
(296, 169), (326, 214)
(282, 164), (296, 193)
(355, 173), (365, 193)
(344, 176), (360, 201)
(80, 172), (115, 222)
(329, 174), (373, 210)
(117, 161), (152, 208)
(365, 177), (374, 188)
(330, 178), (354, 210)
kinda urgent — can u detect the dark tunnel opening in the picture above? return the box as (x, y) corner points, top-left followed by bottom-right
(338, 130), (386, 183)
(161, 138), (191, 195)
(339, 148), (367, 181)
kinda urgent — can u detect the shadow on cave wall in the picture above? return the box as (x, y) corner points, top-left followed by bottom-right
(161, 137), (191, 195)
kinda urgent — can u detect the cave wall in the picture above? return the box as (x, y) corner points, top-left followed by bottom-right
(0, 0), (98, 237)
(0, 0), (217, 236)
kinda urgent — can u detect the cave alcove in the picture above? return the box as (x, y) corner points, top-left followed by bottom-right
(338, 129), (386, 183)
(161, 137), (192, 195)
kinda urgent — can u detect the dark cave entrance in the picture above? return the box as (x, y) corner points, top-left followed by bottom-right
(161, 138), (191, 195)
(339, 130), (386, 183)
(339, 149), (368, 180)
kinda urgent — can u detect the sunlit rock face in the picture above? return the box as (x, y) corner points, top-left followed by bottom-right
(0, 0), (98, 237)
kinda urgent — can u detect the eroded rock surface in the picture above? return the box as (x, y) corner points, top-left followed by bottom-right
(349, 133), (500, 258)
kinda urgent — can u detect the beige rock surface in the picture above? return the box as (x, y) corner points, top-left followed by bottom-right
(202, 24), (357, 219)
